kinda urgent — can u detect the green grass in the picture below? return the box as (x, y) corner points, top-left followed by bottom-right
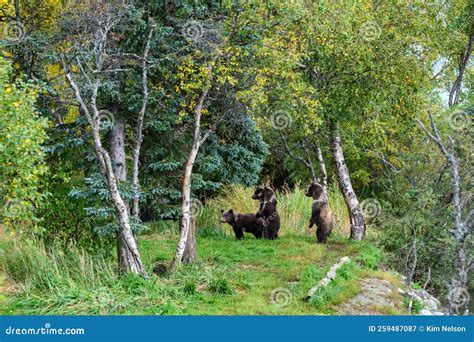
(0, 185), (399, 315)
(0, 232), (391, 315)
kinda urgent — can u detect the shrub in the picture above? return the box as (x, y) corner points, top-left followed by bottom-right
(0, 57), (47, 231)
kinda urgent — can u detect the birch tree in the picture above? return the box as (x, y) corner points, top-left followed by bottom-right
(329, 122), (366, 239)
(170, 21), (241, 268)
(172, 67), (212, 267)
(60, 6), (153, 276)
(416, 110), (472, 315)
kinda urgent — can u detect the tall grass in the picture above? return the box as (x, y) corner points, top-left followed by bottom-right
(0, 185), (352, 314)
(197, 184), (349, 237)
(0, 239), (241, 315)
(2, 240), (116, 292)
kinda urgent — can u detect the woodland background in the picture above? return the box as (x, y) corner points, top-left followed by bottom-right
(0, 0), (472, 315)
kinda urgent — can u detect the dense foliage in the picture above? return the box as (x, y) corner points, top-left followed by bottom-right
(0, 57), (47, 231)
(0, 0), (472, 311)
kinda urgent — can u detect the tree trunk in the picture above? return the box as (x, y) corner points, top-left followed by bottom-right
(170, 64), (212, 270)
(329, 122), (366, 240)
(93, 115), (147, 277)
(171, 145), (199, 267)
(179, 145), (199, 264)
(110, 113), (127, 184)
(447, 151), (469, 315)
(302, 143), (317, 181)
(314, 142), (328, 195)
(182, 216), (197, 263)
(449, 33), (473, 107)
(109, 113), (142, 274)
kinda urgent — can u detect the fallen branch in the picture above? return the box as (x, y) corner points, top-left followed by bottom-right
(303, 256), (351, 302)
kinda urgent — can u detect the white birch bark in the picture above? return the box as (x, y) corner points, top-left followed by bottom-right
(314, 142), (328, 195)
(171, 67), (212, 268)
(329, 122), (366, 240)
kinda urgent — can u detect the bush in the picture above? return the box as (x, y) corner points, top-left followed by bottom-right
(0, 57), (47, 231)
(354, 243), (383, 270)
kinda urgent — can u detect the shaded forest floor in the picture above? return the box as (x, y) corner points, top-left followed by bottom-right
(0, 228), (405, 315)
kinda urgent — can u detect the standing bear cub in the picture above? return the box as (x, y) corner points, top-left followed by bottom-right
(221, 209), (265, 240)
(252, 186), (281, 240)
(305, 182), (334, 243)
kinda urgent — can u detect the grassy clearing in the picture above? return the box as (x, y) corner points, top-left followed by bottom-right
(0, 186), (400, 315)
(196, 184), (350, 237)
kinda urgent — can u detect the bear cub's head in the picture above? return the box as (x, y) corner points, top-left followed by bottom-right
(251, 186), (264, 201)
(252, 186), (275, 201)
(221, 209), (235, 223)
(305, 182), (324, 199)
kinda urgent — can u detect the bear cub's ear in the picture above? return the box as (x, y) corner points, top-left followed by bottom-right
(229, 209), (233, 214)
(221, 209), (224, 213)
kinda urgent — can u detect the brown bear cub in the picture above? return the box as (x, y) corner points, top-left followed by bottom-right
(305, 182), (334, 243)
(221, 209), (265, 240)
(252, 186), (281, 240)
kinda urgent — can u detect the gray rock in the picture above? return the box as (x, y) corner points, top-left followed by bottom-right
(337, 278), (399, 315)
(418, 289), (432, 300)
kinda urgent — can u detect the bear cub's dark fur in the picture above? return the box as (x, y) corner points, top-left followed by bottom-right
(221, 209), (265, 240)
(252, 186), (280, 240)
(305, 182), (334, 243)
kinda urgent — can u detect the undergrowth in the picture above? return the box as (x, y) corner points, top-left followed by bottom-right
(0, 186), (398, 315)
